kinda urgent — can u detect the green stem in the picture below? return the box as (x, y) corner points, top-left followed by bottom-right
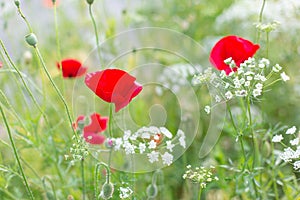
(246, 97), (259, 198)
(53, 1), (65, 94)
(198, 184), (202, 200)
(109, 105), (113, 138)
(0, 104), (34, 200)
(227, 103), (247, 167)
(88, 3), (102, 64)
(271, 142), (279, 200)
(34, 47), (77, 138)
(266, 32), (269, 58)
(95, 162), (111, 198)
(81, 159), (86, 200)
(256, 0), (266, 43)
(16, 5), (33, 33)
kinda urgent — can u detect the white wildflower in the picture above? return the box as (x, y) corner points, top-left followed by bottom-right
(272, 134), (283, 143)
(286, 126), (297, 135)
(255, 83), (263, 89)
(166, 141), (175, 152)
(225, 91), (233, 100)
(244, 81), (250, 87)
(235, 90), (247, 97)
(179, 136), (186, 148)
(272, 64), (282, 72)
(119, 187), (133, 199)
(123, 141), (136, 154)
(280, 72), (290, 82)
(280, 147), (297, 162)
(147, 151), (159, 163)
(253, 88), (262, 97)
(148, 140), (157, 149)
(161, 152), (174, 166)
(160, 127), (173, 139)
(139, 143), (146, 154)
(290, 138), (299, 146)
(224, 57), (232, 65)
(114, 138), (123, 151)
(294, 161), (300, 170)
(204, 105), (211, 114)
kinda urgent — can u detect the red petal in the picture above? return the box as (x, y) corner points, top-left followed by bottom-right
(85, 69), (143, 112)
(84, 113), (108, 133)
(59, 58), (87, 78)
(83, 132), (106, 145)
(210, 35), (260, 75)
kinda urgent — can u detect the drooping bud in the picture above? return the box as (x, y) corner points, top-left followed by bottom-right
(25, 33), (38, 47)
(14, 0), (20, 7)
(99, 182), (114, 200)
(146, 184), (158, 198)
(86, 0), (94, 5)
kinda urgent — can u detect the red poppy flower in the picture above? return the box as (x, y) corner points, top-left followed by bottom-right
(57, 58), (87, 78)
(0, 62), (3, 68)
(43, 0), (60, 8)
(74, 113), (108, 145)
(85, 69), (143, 112)
(210, 35), (260, 75)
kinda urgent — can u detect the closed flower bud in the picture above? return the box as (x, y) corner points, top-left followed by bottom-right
(99, 182), (114, 199)
(104, 138), (114, 149)
(146, 184), (158, 198)
(14, 0), (20, 7)
(25, 33), (38, 47)
(86, 0), (94, 4)
(23, 50), (33, 65)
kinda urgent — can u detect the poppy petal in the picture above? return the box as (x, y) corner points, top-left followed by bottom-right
(83, 132), (106, 145)
(58, 58), (87, 78)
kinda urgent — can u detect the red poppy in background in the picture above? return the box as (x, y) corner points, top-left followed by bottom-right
(0, 62), (3, 68)
(57, 59), (87, 78)
(210, 35), (260, 75)
(85, 69), (143, 112)
(74, 113), (108, 145)
(43, 0), (60, 8)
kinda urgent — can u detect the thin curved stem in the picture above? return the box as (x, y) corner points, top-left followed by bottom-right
(42, 176), (57, 200)
(88, 4), (102, 64)
(81, 159), (86, 200)
(256, 0), (266, 43)
(0, 104), (34, 200)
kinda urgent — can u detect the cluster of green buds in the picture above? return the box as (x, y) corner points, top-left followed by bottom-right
(183, 165), (219, 188)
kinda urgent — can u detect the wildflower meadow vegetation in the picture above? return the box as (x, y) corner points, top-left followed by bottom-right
(1, 0), (300, 199)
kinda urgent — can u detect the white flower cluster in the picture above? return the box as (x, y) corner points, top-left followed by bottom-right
(119, 186), (133, 199)
(183, 165), (219, 188)
(66, 135), (89, 165)
(107, 126), (186, 166)
(214, 57), (288, 102)
(156, 63), (199, 95)
(272, 126), (300, 170)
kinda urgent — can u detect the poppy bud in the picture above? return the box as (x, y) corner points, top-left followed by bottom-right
(52, 0), (56, 3)
(23, 50), (33, 65)
(14, 0), (20, 7)
(104, 138), (114, 149)
(25, 33), (38, 47)
(99, 182), (114, 199)
(86, 0), (94, 4)
(146, 184), (158, 198)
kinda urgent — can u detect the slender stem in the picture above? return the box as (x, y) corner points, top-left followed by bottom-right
(0, 104), (34, 200)
(34, 47), (78, 138)
(256, 0), (266, 43)
(81, 159), (86, 200)
(198, 184), (202, 200)
(266, 32), (269, 58)
(246, 97), (259, 198)
(227, 103), (247, 166)
(16, 6), (33, 33)
(109, 105), (113, 138)
(271, 142), (279, 200)
(88, 4), (102, 64)
(53, 1), (65, 94)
